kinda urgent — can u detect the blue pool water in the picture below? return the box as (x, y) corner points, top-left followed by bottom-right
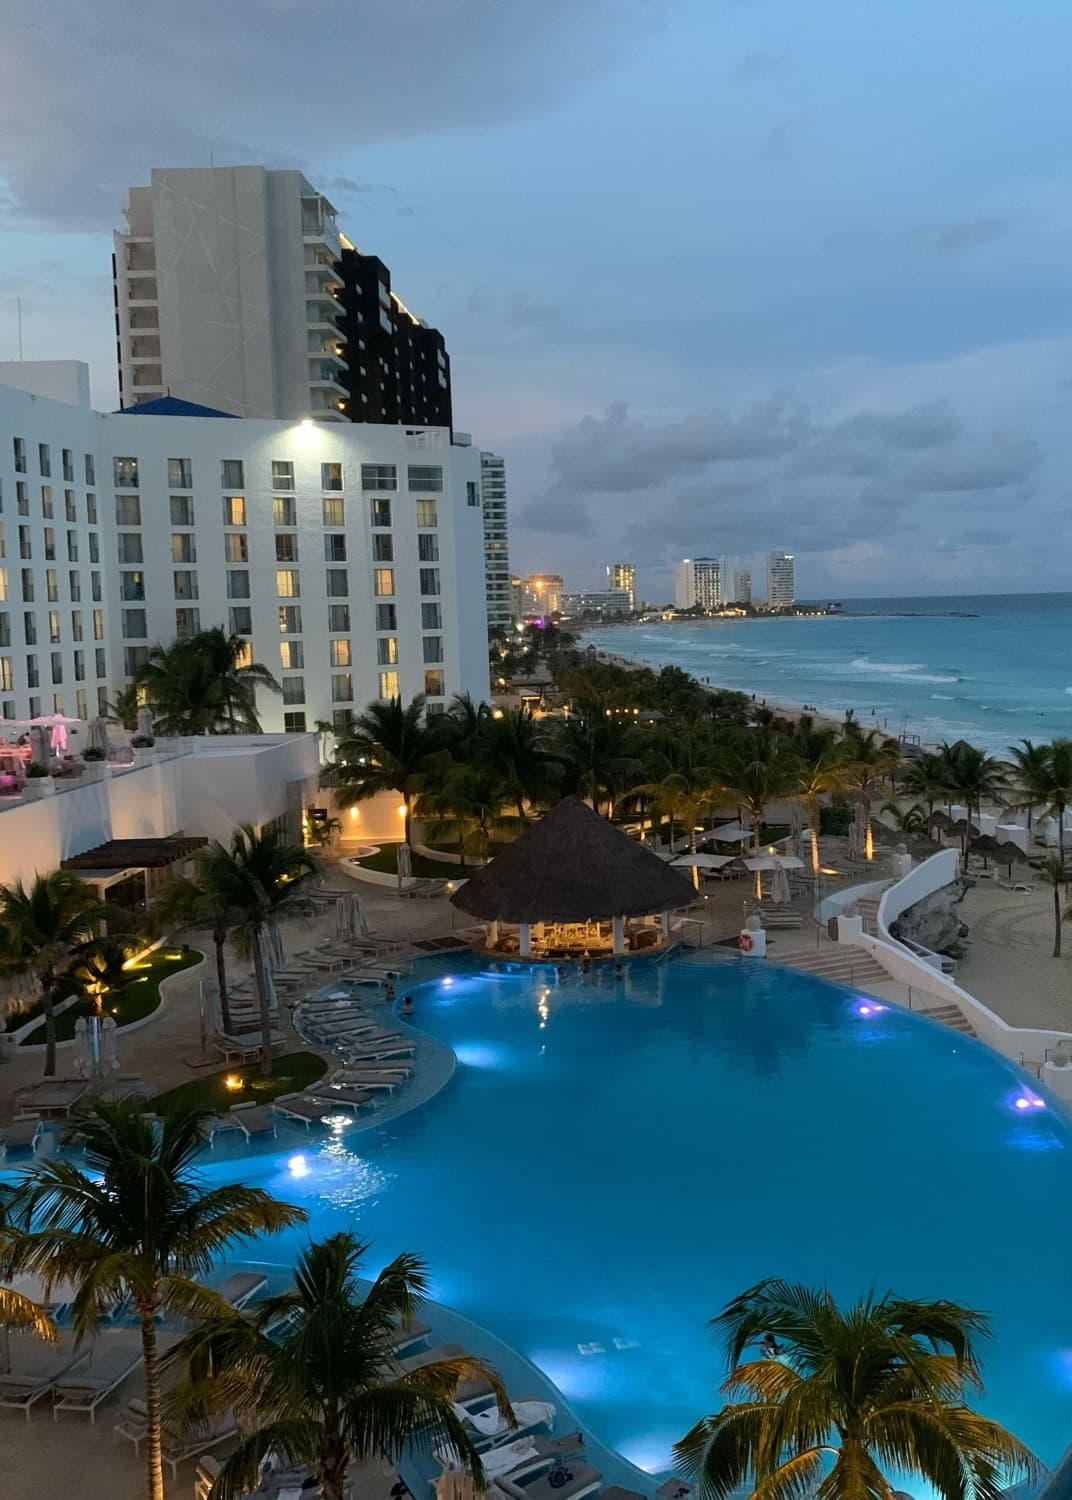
(190, 953), (1072, 1475)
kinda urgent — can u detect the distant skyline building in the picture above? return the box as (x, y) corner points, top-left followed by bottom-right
(606, 561), (636, 610)
(766, 551), (795, 608)
(557, 589), (631, 620)
(731, 565), (752, 605)
(521, 573), (563, 616)
(480, 452), (511, 631)
(114, 166), (451, 427)
(674, 556), (725, 611)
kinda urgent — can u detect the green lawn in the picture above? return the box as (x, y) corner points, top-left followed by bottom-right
(355, 845), (467, 877)
(151, 1052), (328, 1114)
(19, 946), (203, 1047)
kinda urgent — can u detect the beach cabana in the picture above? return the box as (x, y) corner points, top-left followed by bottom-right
(449, 796), (695, 959)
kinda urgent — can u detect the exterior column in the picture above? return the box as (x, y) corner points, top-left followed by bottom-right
(518, 922), (532, 957)
(488, 920), (499, 947)
(659, 910), (670, 938)
(612, 915), (625, 955)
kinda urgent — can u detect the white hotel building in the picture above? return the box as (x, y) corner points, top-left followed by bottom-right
(0, 362), (490, 733)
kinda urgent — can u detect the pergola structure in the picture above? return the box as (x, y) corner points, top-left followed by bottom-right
(63, 836), (207, 905)
(450, 796), (695, 960)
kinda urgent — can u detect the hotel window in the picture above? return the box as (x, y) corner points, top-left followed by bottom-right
(71, 611), (82, 642)
(28, 695), (41, 717)
(168, 458), (192, 488)
(408, 464), (443, 493)
(373, 568), (394, 597)
(50, 651), (62, 684)
(376, 637), (398, 666)
(16, 482), (28, 515)
(229, 606), (252, 635)
(65, 489), (77, 522)
(423, 635), (444, 663)
(62, 449), (74, 482)
(362, 463), (397, 491)
(41, 486), (54, 519)
(224, 534), (248, 563)
(271, 460), (294, 490)
(276, 569), (300, 598)
(278, 605), (302, 634)
(66, 532), (78, 562)
(75, 688), (87, 718)
(114, 457), (139, 487)
(170, 495), (194, 526)
(424, 669), (445, 697)
(51, 692), (64, 714)
(280, 641), (304, 670)
(421, 602), (442, 629)
(321, 462), (343, 491)
(222, 496), (246, 526)
(86, 494), (97, 524)
(0, 614), (8, 648)
(283, 711), (307, 733)
(26, 654), (38, 687)
(0, 658), (10, 692)
(173, 571), (198, 600)
(332, 709), (353, 734)
(221, 459), (244, 488)
(235, 640), (252, 668)
(281, 676), (305, 704)
(273, 496), (296, 526)
(328, 604), (350, 632)
(331, 673), (353, 702)
(370, 498), (392, 527)
(0, 570), (7, 602)
(122, 609), (147, 638)
(38, 444), (52, 477)
(123, 647), (148, 676)
(95, 646), (107, 677)
(92, 609), (104, 640)
(20, 569), (33, 602)
(73, 650), (85, 681)
(324, 534), (347, 562)
(372, 534), (393, 562)
(375, 603), (396, 631)
(274, 534), (298, 563)
(226, 571), (250, 599)
(96, 686), (106, 712)
(175, 608), (201, 637)
(419, 568), (440, 596)
(418, 533), (439, 563)
(24, 612), (36, 644)
(466, 481), (480, 507)
(48, 611), (61, 643)
(13, 438), (26, 473)
(322, 497), (344, 527)
(18, 525), (31, 559)
(325, 568), (348, 597)
(378, 671), (399, 699)
(118, 534), (143, 564)
(0, 524), (4, 559)
(84, 454), (95, 485)
(69, 571), (81, 601)
(43, 528), (56, 561)
(329, 639), (351, 667)
(45, 569), (58, 602)
(88, 534), (99, 564)
(172, 533), (197, 563)
(116, 494), (141, 526)
(415, 498), (437, 528)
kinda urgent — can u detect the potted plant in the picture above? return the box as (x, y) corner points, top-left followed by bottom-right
(23, 763), (54, 798)
(130, 734), (155, 748)
(82, 746), (106, 762)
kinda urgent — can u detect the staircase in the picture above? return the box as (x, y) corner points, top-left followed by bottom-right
(913, 999), (976, 1036)
(774, 947), (891, 988)
(853, 897), (882, 935)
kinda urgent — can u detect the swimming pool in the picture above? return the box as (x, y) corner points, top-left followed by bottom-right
(202, 952), (1071, 1475)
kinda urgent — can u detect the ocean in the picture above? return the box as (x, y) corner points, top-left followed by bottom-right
(584, 592), (1072, 754)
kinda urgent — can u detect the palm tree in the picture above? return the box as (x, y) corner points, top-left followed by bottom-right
(630, 734), (724, 853)
(208, 826), (319, 1074)
(902, 750), (955, 835)
(417, 764), (517, 867)
(556, 704), (641, 817)
(167, 1232), (504, 1500)
(1040, 858), (1068, 959)
(138, 627), (280, 735)
(327, 695), (450, 847)
(4, 1100), (304, 1500)
(479, 706), (562, 821)
(941, 742), (1009, 853)
(0, 870), (114, 1077)
(1009, 739), (1072, 870)
(675, 1277), (1038, 1500)
(840, 728), (902, 860)
(443, 692), (490, 761)
(794, 745), (848, 873)
(149, 859), (242, 1033)
(103, 681), (142, 731)
(879, 800), (931, 838)
(715, 737), (800, 853)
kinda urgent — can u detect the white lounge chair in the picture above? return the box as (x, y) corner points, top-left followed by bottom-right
(454, 1399), (556, 1446)
(0, 1115), (45, 1155)
(305, 1084), (372, 1112)
(495, 1461), (602, 1500)
(213, 1271), (267, 1309)
(52, 1340), (143, 1421)
(272, 1093), (334, 1127)
(0, 1335), (90, 1422)
(227, 1104), (277, 1140)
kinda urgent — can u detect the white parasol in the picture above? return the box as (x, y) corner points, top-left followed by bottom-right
(264, 921), (286, 971)
(770, 863), (792, 904)
(671, 852), (735, 869)
(28, 725), (51, 768)
(85, 717), (110, 755)
(396, 842), (412, 886)
(743, 855), (804, 871)
(136, 704), (155, 739)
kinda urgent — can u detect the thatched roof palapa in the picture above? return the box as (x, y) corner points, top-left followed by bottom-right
(450, 796), (696, 924)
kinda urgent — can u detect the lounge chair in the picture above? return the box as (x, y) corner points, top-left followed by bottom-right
(440, 1433), (585, 1484)
(495, 1462), (602, 1500)
(228, 1104), (277, 1140)
(341, 1044), (416, 1061)
(213, 1031), (284, 1063)
(272, 1093), (335, 1127)
(13, 1079), (88, 1119)
(52, 1340), (143, 1421)
(454, 1398), (555, 1445)
(0, 1115), (45, 1155)
(400, 1343), (491, 1402)
(391, 1318), (431, 1353)
(0, 1335), (90, 1421)
(325, 1073), (404, 1093)
(305, 1084), (373, 1112)
(115, 1404), (237, 1478)
(214, 1271), (267, 1309)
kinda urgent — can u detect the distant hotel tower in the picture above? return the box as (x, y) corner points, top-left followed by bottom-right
(766, 551), (795, 608)
(606, 561), (636, 609)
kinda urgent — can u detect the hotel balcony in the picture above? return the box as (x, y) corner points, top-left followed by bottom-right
(305, 262), (344, 296)
(308, 361), (348, 395)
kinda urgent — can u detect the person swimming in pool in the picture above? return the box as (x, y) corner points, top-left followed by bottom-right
(400, 994), (414, 1017)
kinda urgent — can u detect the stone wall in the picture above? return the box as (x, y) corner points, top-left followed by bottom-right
(888, 877), (969, 952)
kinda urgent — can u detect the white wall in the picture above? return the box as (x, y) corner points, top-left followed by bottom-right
(180, 734), (320, 838)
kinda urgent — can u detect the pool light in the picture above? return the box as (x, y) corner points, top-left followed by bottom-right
(1011, 1089), (1046, 1114)
(288, 1153), (309, 1177)
(854, 1000), (887, 1018)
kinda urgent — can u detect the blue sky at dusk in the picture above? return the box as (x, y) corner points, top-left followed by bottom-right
(2, 0), (1070, 599)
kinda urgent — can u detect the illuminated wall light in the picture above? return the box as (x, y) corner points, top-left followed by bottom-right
(223, 1074), (243, 1092)
(349, 807), (359, 820)
(397, 804), (407, 816)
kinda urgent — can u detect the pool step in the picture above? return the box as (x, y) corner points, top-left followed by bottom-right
(773, 949), (891, 987)
(915, 1000), (977, 1036)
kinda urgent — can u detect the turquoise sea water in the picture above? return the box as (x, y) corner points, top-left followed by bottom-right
(145, 956), (1071, 1476)
(585, 592), (1072, 753)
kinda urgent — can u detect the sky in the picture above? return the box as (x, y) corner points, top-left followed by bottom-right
(2, 0), (1070, 601)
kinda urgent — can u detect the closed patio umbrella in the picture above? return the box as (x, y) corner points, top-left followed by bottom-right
(28, 724), (51, 768)
(136, 705), (155, 739)
(350, 890), (369, 936)
(265, 920), (286, 971)
(335, 895), (353, 942)
(396, 842), (412, 886)
(85, 717), (109, 755)
(770, 863), (792, 904)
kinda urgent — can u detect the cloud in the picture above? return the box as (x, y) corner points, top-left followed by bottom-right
(931, 217), (1011, 253)
(733, 51), (785, 80)
(757, 119), (796, 166)
(909, 430), (1040, 491)
(0, 0), (674, 228)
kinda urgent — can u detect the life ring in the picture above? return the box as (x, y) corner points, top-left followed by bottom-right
(739, 931), (754, 953)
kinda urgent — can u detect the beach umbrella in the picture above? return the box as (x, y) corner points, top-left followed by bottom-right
(136, 704), (155, 739)
(335, 895), (353, 942)
(28, 725), (51, 769)
(846, 816), (861, 859)
(995, 840), (1029, 875)
(350, 890), (369, 936)
(85, 717), (109, 756)
(265, 920), (286, 971)
(672, 853), (734, 869)
(788, 801), (804, 836)
(771, 863), (792, 904)
(100, 1015), (119, 1074)
(396, 842), (412, 886)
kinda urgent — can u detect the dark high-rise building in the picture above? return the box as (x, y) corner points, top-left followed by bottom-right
(335, 249), (453, 430)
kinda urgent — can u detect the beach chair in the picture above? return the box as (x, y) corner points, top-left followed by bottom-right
(272, 1093), (335, 1127)
(325, 1072), (404, 1093)
(214, 1271), (267, 1309)
(305, 1084), (373, 1112)
(399, 1342), (491, 1401)
(495, 1461), (603, 1500)
(228, 1103), (277, 1140)
(0, 1115), (45, 1155)
(454, 1398), (556, 1450)
(391, 1318), (431, 1353)
(0, 1335), (91, 1422)
(52, 1339), (143, 1421)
